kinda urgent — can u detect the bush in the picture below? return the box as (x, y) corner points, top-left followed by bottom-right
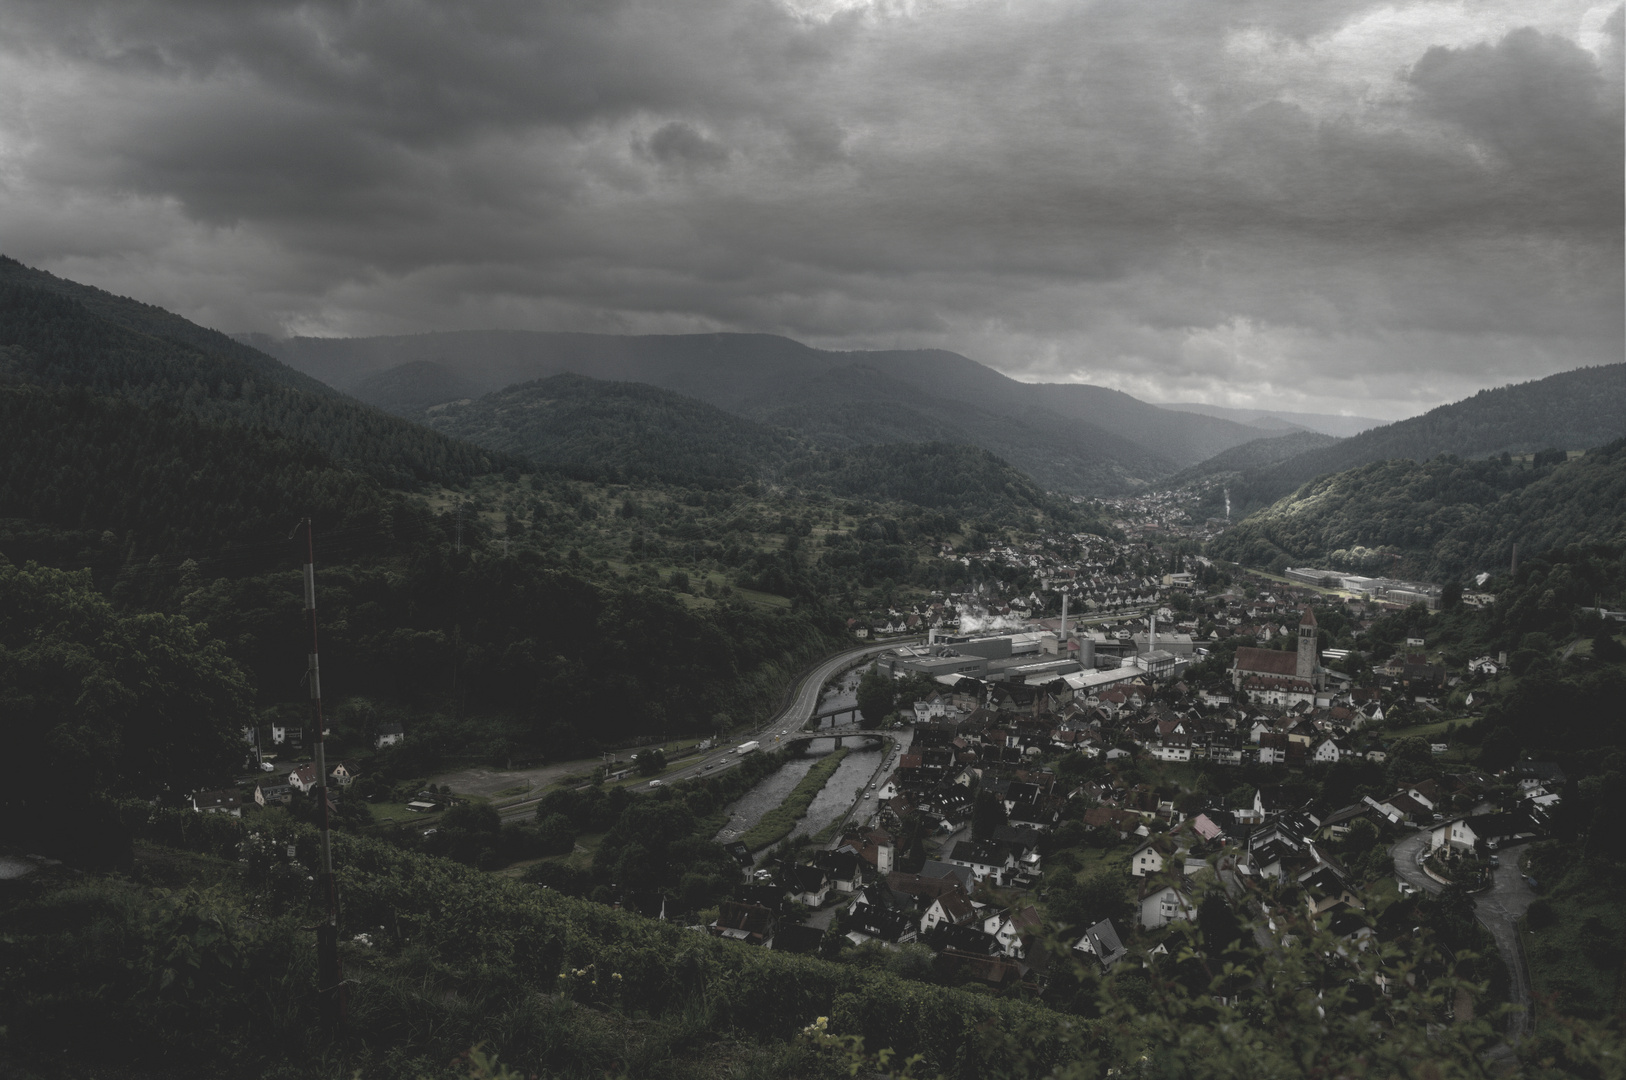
(1525, 897), (1556, 930)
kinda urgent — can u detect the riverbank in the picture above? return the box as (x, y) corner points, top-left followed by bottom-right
(739, 748), (851, 850)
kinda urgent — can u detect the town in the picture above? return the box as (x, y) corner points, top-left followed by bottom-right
(184, 485), (1609, 1041)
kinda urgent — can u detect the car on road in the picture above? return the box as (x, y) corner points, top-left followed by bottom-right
(648, 779), (663, 787)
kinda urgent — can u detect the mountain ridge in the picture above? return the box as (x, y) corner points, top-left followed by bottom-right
(241, 329), (1271, 493)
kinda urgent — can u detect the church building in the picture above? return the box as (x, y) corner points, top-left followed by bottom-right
(1230, 608), (1326, 705)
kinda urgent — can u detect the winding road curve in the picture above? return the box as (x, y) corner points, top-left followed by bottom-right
(1391, 831), (1538, 1048)
(479, 640), (916, 819)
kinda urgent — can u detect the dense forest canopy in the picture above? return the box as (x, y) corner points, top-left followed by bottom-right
(0, 260), (518, 488)
(1210, 439), (1626, 582)
(1197, 364), (1626, 515)
(419, 373), (806, 487)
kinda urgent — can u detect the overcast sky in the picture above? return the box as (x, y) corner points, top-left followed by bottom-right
(1, 0), (1619, 419)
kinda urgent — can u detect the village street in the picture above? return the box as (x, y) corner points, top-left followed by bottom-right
(1390, 832), (1538, 1046)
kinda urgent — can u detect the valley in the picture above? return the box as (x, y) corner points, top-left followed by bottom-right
(0, 259), (1621, 1080)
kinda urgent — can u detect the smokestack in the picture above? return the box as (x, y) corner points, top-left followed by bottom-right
(1150, 611), (1157, 650)
(1060, 592), (1070, 642)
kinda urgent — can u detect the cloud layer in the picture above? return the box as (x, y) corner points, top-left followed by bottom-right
(1, 0), (1619, 418)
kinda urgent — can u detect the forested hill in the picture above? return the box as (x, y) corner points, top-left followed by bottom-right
(413, 373), (1099, 527)
(0, 384), (407, 576)
(1163, 430), (1341, 488)
(419, 373), (806, 486)
(1209, 438), (1626, 582)
(784, 442), (1061, 518)
(245, 330), (1271, 494)
(0, 258), (516, 488)
(1223, 364), (1626, 512)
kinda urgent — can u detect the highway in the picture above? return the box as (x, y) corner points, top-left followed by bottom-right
(494, 639), (915, 819)
(628, 640), (914, 786)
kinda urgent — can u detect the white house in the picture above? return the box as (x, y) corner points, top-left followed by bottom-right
(1129, 838), (1169, 878)
(945, 840), (1016, 885)
(375, 721), (405, 750)
(1139, 879), (1199, 930)
(983, 906), (1042, 958)
(920, 889), (978, 934)
(1311, 739), (1342, 764)
(288, 763), (320, 794)
(192, 790), (242, 817)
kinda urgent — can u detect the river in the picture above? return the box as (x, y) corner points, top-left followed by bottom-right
(712, 733), (901, 845)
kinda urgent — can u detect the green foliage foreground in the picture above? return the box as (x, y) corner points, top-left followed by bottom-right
(3, 810), (1620, 1080)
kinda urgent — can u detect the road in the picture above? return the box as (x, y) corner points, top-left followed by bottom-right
(1390, 831), (1537, 1047)
(477, 640), (915, 820)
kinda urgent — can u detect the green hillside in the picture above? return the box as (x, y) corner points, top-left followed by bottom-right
(785, 441), (1057, 517)
(0, 259), (516, 488)
(250, 330), (1270, 493)
(0, 383), (401, 575)
(421, 373), (805, 487)
(1210, 439), (1626, 581)
(1222, 365), (1626, 513)
(352, 359), (487, 416)
(1164, 429), (1342, 489)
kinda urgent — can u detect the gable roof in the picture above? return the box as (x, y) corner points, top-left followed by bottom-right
(1233, 648), (1300, 677)
(1075, 918), (1127, 967)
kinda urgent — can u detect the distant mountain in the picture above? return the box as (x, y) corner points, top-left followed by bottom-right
(414, 372), (1099, 525)
(0, 258), (516, 489)
(1163, 430), (1342, 489)
(737, 360), (1171, 493)
(244, 330), (1271, 494)
(353, 360), (486, 417)
(1210, 438), (1626, 583)
(1159, 402), (1385, 438)
(1219, 365), (1626, 514)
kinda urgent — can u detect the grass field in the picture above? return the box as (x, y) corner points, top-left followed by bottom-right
(366, 800), (443, 826)
(1384, 719), (1461, 740)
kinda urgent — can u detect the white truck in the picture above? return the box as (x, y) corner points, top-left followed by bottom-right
(735, 741), (761, 756)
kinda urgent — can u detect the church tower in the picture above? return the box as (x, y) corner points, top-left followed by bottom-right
(1296, 607), (1318, 681)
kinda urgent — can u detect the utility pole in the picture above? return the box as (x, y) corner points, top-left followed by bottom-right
(454, 504), (464, 554)
(293, 518), (344, 1035)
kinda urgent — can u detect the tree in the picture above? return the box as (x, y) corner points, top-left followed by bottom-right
(535, 813), (578, 856)
(856, 668), (894, 724)
(971, 788), (1008, 840)
(0, 563), (254, 863)
(635, 748), (667, 776)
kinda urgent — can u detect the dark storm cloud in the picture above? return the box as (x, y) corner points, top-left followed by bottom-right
(0, 0), (1619, 417)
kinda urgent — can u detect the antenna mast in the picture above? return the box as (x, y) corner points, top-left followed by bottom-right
(295, 518), (344, 1033)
